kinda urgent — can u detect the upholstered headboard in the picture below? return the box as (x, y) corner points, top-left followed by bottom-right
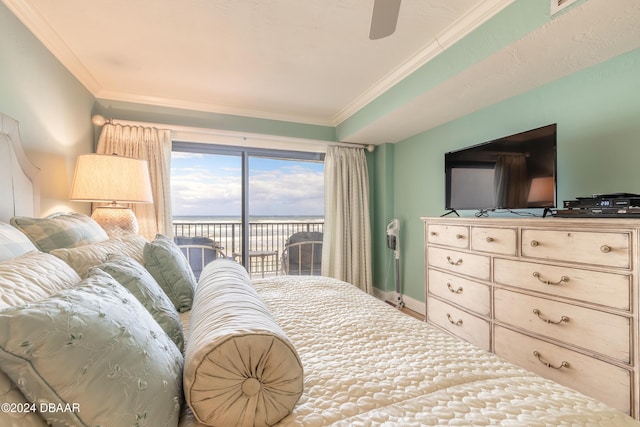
(0, 113), (40, 222)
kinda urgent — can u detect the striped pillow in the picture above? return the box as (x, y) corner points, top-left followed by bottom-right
(0, 221), (38, 261)
(10, 212), (108, 253)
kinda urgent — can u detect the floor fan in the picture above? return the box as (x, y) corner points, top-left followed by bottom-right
(386, 219), (404, 308)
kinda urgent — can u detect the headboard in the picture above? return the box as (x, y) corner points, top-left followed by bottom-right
(0, 113), (40, 222)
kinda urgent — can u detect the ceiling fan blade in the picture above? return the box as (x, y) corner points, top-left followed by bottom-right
(369, 0), (401, 40)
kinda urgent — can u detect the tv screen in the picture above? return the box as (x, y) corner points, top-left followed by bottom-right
(445, 124), (557, 211)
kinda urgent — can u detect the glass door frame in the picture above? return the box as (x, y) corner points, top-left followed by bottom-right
(172, 141), (324, 271)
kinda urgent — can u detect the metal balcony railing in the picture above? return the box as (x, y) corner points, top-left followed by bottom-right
(173, 220), (324, 277)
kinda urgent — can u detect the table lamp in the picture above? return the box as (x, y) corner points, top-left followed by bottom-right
(70, 154), (153, 237)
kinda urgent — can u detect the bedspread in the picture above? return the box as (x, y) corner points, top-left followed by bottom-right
(249, 275), (638, 426)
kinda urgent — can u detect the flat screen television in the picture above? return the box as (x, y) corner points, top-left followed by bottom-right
(445, 124), (557, 212)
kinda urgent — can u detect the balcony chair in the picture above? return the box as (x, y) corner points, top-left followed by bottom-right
(281, 231), (323, 275)
(174, 236), (226, 280)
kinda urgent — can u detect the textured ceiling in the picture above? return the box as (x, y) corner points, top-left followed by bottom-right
(346, 0), (640, 143)
(3, 0), (640, 144)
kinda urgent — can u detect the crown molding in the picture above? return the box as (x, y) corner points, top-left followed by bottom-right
(331, 0), (514, 126)
(2, 0), (103, 94)
(4, 0), (513, 129)
(94, 89), (336, 127)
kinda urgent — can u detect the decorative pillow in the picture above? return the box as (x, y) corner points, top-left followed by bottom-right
(184, 259), (303, 427)
(0, 269), (184, 427)
(0, 251), (81, 309)
(0, 222), (38, 262)
(10, 212), (109, 252)
(0, 373), (49, 426)
(92, 255), (184, 352)
(0, 251), (77, 427)
(50, 234), (147, 278)
(144, 234), (196, 312)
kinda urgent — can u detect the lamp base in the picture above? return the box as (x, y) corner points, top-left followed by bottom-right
(91, 206), (138, 238)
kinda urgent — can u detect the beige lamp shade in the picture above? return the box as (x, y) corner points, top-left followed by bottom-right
(70, 154), (153, 203)
(70, 154), (153, 237)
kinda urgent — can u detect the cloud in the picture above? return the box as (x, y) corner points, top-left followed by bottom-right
(171, 156), (323, 217)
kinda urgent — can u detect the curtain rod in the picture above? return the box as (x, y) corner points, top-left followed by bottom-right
(91, 115), (375, 152)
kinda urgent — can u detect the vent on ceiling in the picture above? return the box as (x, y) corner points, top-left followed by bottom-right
(550, 0), (580, 16)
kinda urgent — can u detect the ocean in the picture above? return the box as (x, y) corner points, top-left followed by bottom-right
(172, 215), (324, 224)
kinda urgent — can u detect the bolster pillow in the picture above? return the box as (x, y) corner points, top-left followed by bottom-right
(184, 259), (303, 427)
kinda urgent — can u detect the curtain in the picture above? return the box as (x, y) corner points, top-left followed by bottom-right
(494, 154), (528, 208)
(321, 146), (372, 293)
(96, 124), (172, 240)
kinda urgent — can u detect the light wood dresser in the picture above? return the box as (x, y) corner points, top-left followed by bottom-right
(422, 216), (639, 418)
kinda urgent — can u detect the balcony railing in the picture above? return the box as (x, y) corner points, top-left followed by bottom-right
(173, 220), (324, 277)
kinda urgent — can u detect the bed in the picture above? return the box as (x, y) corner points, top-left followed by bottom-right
(1, 111), (639, 426)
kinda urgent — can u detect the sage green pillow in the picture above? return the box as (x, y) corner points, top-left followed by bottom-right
(10, 212), (108, 252)
(0, 269), (184, 427)
(144, 234), (196, 312)
(92, 255), (184, 352)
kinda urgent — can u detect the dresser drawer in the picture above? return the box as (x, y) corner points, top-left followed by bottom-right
(471, 226), (517, 255)
(494, 258), (631, 311)
(494, 289), (630, 363)
(428, 247), (490, 281)
(494, 325), (631, 415)
(427, 297), (490, 351)
(521, 229), (630, 268)
(427, 224), (469, 248)
(428, 269), (490, 317)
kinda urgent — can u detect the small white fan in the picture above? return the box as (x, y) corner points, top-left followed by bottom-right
(386, 219), (404, 307)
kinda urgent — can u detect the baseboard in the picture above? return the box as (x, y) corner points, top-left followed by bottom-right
(372, 288), (425, 317)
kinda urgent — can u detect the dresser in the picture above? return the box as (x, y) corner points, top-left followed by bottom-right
(422, 216), (639, 417)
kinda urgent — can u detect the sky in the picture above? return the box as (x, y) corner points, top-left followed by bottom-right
(171, 152), (324, 217)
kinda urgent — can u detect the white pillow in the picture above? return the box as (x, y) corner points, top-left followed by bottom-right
(0, 251), (81, 310)
(0, 221), (37, 262)
(50, 234), (147, 278)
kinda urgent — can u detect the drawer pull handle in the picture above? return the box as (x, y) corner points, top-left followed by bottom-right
(430, 231), (437, 236)
(447, 283), (463, 294)
(600, 245), (611, 253)
(530, 240), (540, 247)
(533, 351), (570, 370)
(532, 272), (570, 286)
(446, 256), (463, 266)
(485, 237), (494, 243)
(456, 234), (464, 240)
(446, 313), (463, 326)
(533, 308), (569, 325)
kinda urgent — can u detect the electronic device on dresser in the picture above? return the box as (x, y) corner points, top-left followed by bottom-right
(444, 124), (557, 214)
(556, 193), (640, 217)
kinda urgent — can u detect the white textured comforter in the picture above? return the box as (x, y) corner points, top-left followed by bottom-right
(246, 275), (638, 426)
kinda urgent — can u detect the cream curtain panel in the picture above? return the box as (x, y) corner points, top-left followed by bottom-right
(96, 124), (172, 241)
(321, 146), (372, 293)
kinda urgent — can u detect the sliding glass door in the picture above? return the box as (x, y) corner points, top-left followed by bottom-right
(171, 142), (324, 277)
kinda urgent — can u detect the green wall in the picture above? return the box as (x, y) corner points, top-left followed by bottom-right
(337, 0), (552, 142)
(93, 99), (337, 143)
(0, 2), (95, 215)
(386, 47), (640, 303)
